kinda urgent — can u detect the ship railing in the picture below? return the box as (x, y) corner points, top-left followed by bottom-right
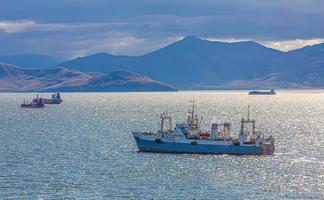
(143, 131), (156, 136)
(214, 136), (234, 142)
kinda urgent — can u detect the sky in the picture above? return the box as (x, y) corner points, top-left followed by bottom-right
(0, 0), (324, 59)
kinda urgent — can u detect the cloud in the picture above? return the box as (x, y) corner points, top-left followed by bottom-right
(1, 1), (324, 39)
(64, 35), (148, 58)
(205, 37), (250, 43)
(260, 39), (324, 52)
(57, 35), (182, 58)
(1, 20), (324, 58)
(205, 37), (324, 52)
(0, 19), (140, 34)
(0, 29), (181, 59)
(0, 1), (324, 57)
(0, 20), (39, 33)
(0, 20), (80, 33)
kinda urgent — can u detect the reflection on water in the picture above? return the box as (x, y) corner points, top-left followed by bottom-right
(0, 91), (323, 199)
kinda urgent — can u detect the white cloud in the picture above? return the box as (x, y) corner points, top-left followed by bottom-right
(1, 19), (323, 58)
(205, 37), (324, 51)
(66, 36), (146, 58)
(0, 20), (134, 33)
(0, 20), (80, 33)
(63, 35), (182, 58)
(260, 39), (324, 51)
(205, 37), (250, 43)
(0, 20), (39, 33)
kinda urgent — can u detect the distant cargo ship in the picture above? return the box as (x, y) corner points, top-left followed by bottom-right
(249, 89), (276, 95)
(132, 103), (275, 155)
(21, 95), (45, 108)
(41, 93), (62, 104)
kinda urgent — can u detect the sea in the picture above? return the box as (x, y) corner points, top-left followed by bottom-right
(0, 91), (323, 199)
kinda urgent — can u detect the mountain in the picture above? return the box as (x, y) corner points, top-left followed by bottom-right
(5, 36), (323, 89)
(41, 70), (176, 92)
(60, 36), (286, 88)
(60, 53), (135, 72)
(288, 42), (324, 59)
(61, 36), (324, 89)
(0, 54), (60, 68)
(59, 36), (324, 89)
(0, 62), (176, 92)
(135, 36), (285, 88)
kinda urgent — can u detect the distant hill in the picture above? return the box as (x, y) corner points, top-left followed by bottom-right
(0, 54), (60, 68)
(60, 36), (324, 89)
(0, 62), (176, 92)
(41, 70), (176, 92)
(288, 42), (324, 59)
(60, 53), (135, 72)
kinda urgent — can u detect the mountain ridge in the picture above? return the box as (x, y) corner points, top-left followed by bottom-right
(59, 36), (303, 89)
(0, 54), (61, 68)
(0, 62), (176, 92)
(3, 36), (324, 89)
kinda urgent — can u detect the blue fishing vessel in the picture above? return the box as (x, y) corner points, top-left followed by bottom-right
(132, 103), (275, 155)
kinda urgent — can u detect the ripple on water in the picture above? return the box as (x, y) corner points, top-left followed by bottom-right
(0, 91), (323, 199)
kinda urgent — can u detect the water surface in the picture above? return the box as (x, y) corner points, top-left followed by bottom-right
(0, 91), (323, 199)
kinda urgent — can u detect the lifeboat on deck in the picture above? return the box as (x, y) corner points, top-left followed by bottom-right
(198, 131), (210, 139)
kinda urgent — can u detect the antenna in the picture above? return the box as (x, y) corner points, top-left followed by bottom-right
(247, 105), (250, 120)
(188, 100), (195, 118)
(157, 113), (160, 128)
(190, 100), (196, 118)
(192, 100), (195, 118)
(198, 116), (203, 130)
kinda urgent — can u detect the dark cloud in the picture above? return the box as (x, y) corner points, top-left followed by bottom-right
(0, 0), (323, 58)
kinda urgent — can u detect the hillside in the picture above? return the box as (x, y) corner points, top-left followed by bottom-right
(0, 62), (176, 92)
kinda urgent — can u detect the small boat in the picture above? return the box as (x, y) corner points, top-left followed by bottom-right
(132, 103), (275, 155)
(41, 93), (62, 104)
(21, 95), (45, 108)
(249, 89), (276, 95)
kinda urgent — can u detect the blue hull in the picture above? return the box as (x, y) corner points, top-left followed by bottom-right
(134, 136), (260, 155)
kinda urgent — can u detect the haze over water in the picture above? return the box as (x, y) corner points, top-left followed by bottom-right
(0, 91), (323, 199)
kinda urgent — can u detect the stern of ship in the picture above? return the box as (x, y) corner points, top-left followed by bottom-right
(260, 144), (275, 155)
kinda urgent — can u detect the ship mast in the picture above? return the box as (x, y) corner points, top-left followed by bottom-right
(189, 100), (195, 119)
(240, 105), (255, 135)
(160, 112), (172, 132)
(247, 105), (250, 121)
(187, 100), (200, 137)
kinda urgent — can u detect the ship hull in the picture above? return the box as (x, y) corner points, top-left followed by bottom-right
(249, 93), (275, 95)
(41, 99), (62, 104)
(133, 135), (274, 155)
(20, 104), (44, 108)
(248, 91), (276, 95)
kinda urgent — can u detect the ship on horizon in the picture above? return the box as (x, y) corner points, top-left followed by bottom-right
(249, 89), (276, 95)
(21, 95), (45, 108)
(132, 103), (275, 155)
(41, 93), (62, 104)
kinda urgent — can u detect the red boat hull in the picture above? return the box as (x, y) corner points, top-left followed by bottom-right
(21, 104), (45, 108)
